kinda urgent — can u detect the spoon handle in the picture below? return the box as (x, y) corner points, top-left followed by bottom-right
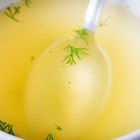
(83, 0), (105, 31)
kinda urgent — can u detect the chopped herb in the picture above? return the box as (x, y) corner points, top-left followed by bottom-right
(63, 45), (88, 65)
(3, 0), (32, 21)
(23, 0), (31, 7)
(63, 28), (89, 65)
(98, 16), (111, 27)
(45, 125), (62, 140)
(4, 6), (21, 22)
(68, 81), (71, 84)
(55, 124), (62, 131)
(45, 134), (54, 140)
(31, 56), (35, 61)
(73, 28), (88, 46)
(0, 120), (15, 136)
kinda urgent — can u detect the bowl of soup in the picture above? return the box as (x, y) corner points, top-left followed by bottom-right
(0, 0), (140, 140)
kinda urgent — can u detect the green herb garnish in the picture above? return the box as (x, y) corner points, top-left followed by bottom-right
(55, 124), (62, 131)
(73, 28), (89, 46)
(3, 0), (32, 21)
(45, 125), (62, 140)
(4, 6), (21, 22)
(63, 28), (89, 65)
(98, 16), (111, 27)
(45, 134), (54, 140)
(63, 45), (88, 65)
(0, 120), (15, 135)
(23, 0), (31, 7)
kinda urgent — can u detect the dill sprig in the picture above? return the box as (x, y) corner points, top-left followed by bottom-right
(73, 28), (88, 46)
(4, 0), (31, 21)
(98, 16), (111, 27)
(4, 6), (21, 22)
(0, 120), (15, 136)
(63, 28), (89, 65)
(45, 134), (54, 140)
(45, 124), (62, 140)
(55, 124), (62, 131)
(23, 0), (31, 7)
(63, 45), (88, 65)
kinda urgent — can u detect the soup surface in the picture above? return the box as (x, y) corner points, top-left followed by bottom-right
(0, 0), (140, 139)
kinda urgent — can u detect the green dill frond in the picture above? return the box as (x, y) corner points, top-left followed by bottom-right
(98, 16), (111, 27)
(45, 134), (54, 140)
(63, 45), (88, 65)
(55, 124), (62, 131)
(63, 27), (89, 65)
(23, 0), (31, 7)
(4, 6), (21, 22)
(0, 120), (15, 136)
(73, 28), (89, 46)
(3, 0), (32, 21)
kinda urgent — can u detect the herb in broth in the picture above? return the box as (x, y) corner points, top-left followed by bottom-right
(98, 16), (111, 27)
(63, 17), (111, 65)
(4, 6), (21, 22)
(63, 45), (89, 65)
(45, 134), (54, 140)
(0, 120), (15, 136)
(45, 125), (62, 140)
(4, 0), (31, 21)
(23, 0), (31, 7)
(63, 28), (89, 65)
(55, 124), (62, 131)
(73, 28), (89, 46)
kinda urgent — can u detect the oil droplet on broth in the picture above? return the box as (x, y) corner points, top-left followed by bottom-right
(24, 37), (111, 140)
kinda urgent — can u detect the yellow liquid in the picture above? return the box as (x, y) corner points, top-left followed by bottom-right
(0, 0), (140, 139)
(24, 35), (111, 140)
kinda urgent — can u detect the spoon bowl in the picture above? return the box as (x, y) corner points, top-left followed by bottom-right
(24, 34), (111, 139)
